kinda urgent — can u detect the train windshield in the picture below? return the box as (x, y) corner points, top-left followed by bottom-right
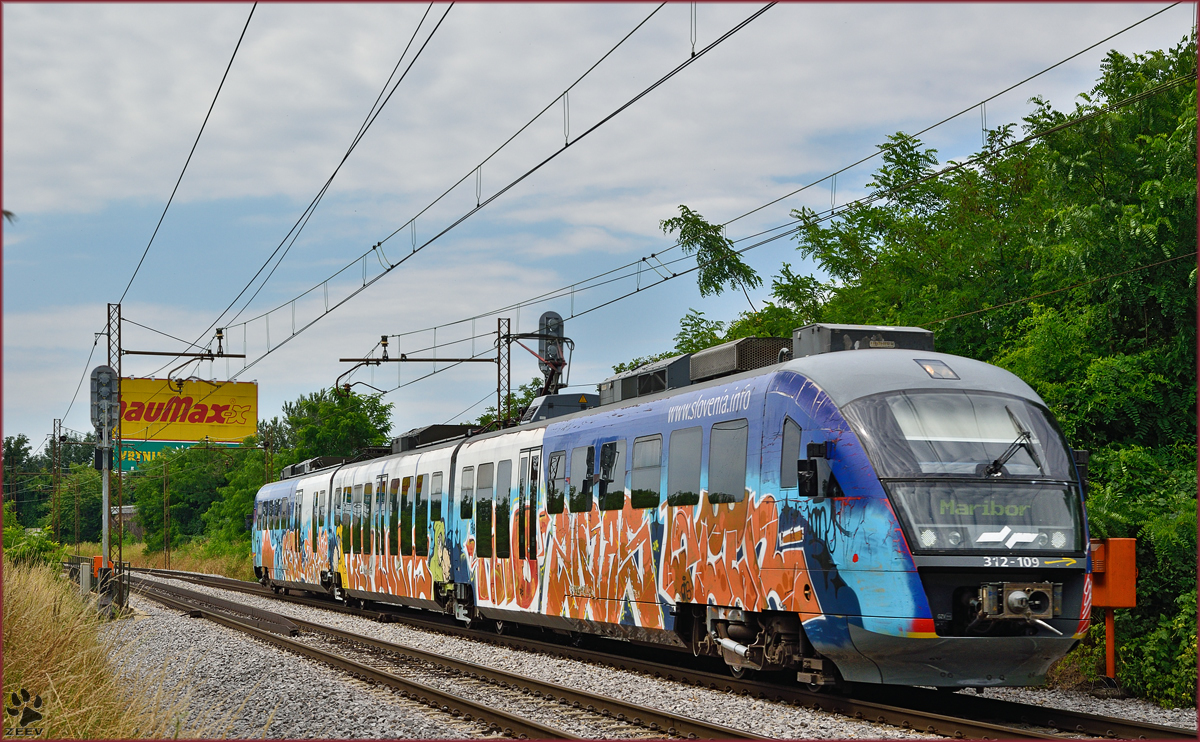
(843, 389), (1083, 553)
(841, 390), (1074, 480)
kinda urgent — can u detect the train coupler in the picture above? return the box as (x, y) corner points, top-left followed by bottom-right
(796, 657), (837, 686)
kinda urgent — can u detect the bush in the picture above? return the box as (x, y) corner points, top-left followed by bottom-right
(1054, 444), (1198, 707)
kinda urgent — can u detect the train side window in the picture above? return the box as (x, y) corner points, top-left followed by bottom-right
(598, 440), (626, 511)
(400, 476), (414, 556)
(527, 452), (539, 561)
(495, 460), (512, 558)
(415, 474), (429, 556)
(569, 446), (594, 512)
(311, 495), (319, 552)
(459, 466), (475, 519)
(477, 463), (494, 558)
(430, 472), (444, 522)
(388, 478), (400, 556)
(667, 427), (702, 506)
(352, 485), (364, 552)
(547, 451), (566, 514)
(781, 418), (802, 489)
(376, 477), (386, 545)
(631, 435), (663, 508)
(364, 483), (374, 554)
(340, 487), (352, 547)
(708, 419), (749, 504)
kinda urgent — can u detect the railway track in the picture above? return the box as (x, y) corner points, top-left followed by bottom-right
(129, 574), (767, 740)
(128, 568), (1195, 740)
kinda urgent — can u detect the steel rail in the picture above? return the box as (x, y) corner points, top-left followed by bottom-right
(133, 568), (1196, 740)
(129, 575), (299, 635)
(285, 613), (770, 740)
(128, 580), (575, 739)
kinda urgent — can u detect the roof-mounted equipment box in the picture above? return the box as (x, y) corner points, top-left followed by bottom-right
(792, 323), (934, 359)
(689, 337), (791, 383)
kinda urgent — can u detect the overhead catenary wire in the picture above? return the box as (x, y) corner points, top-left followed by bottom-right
(221, 3), (451, 329)
(149, 4), (448, 377)
(100, 4), (1180, 422)
(154, 2), (655, 378)
(137, 1), (1168, 393)
(356, 72), (1196, 397)
(123, 317), (208, 351)
(119, 3), (257, 304)
(350, 2), (1187, 360)
(725, 1), (1182, 228)
(212, 1), (670, 343)
(195, 3), (775, 383)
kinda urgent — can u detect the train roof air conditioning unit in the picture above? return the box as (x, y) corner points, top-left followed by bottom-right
(392, 424), (475, 453)
(689, 337), (791, 383)
(598, 354), (691, 405)
(280, 456), (349, 480)
(792, 323), (934, 359)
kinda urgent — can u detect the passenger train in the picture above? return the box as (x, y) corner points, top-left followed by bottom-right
(253, 324), (1092, 688)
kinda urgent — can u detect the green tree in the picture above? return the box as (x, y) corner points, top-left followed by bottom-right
(286, 388), (393, 460)
(674, 308), (724, 353)
(131, 445), (238, 551)
(654, 37), (1197, 706)
(475, 377), (543, 427)
(203, 439), (300, 546)
(660, 205), (762, 299)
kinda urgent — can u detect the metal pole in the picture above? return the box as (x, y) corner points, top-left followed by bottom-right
(1105, 607), (1117, 679)
(498, 318), (511, 426)
(101, 406), (110, 559)
(74, 480), (80, 555)
(52, 419), (61, 542)
(163, 459), (171, 570)
(113, 303), (124, 606)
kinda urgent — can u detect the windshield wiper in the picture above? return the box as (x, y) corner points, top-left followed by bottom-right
(983, 407), (1043, 476)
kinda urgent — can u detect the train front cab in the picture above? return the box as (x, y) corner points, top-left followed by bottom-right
(764, 350), (1090, 688)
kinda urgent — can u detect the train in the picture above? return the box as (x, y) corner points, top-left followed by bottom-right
(252, 323), (1092, 688)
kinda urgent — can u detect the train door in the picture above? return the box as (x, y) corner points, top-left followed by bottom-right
(414, 471), (434, 600)
(428, 470), (448, 584)
(338, 484), (352, 585)
(567, 443), (597, 610)
(415, 473), (429, 560)
(515, 450), (540, 607)
(386, 476), (399, 590)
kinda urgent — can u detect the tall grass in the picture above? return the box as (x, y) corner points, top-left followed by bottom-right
(76, 538), (254, 582)
(1, 560), (208, 738)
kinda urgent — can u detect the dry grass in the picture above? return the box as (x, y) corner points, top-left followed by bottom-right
(75, 540), (254, 582)
(0, 559), (216, 738)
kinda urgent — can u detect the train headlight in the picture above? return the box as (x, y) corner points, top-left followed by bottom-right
(919, 529), (937, 548)
(1051, 531), (1067, 549)
(947, 530), (962, 546)
(1035, 532), (1049, 547)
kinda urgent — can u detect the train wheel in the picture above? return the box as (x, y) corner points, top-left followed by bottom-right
(728, 665), (755, 681)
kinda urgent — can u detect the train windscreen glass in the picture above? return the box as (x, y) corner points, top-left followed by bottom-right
(842, 390), (1073, 479)
(843, 389), (1083, 553)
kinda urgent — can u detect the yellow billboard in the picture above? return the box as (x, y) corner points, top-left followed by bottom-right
(119, 378), (257, 444)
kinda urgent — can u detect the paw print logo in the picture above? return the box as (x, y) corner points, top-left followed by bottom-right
(7, 688), (43, 727)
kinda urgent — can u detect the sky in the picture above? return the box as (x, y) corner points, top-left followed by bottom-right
(3, 2), (1194, 454)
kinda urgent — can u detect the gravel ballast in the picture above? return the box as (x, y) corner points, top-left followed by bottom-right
(120, 575), (1196, 737)
(105, 594), (483, 739)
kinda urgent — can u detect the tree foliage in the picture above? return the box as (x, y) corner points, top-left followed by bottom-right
(654, 38), (1196, 706)
(660, 205), (762, 298)
(286, 388), (394, 460)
